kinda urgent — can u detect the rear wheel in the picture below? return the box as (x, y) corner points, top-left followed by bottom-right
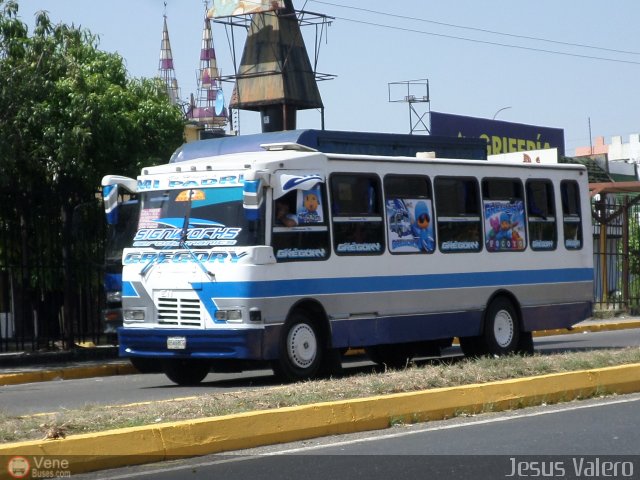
(482, 297), (520, 355)
(163, 359), (210, 385)
(517, 330), (534, 355)
(273, 312), (323, 382)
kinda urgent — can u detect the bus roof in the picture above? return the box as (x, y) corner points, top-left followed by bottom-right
(169, 129), (488, 163)
(141, 147), (586, 179)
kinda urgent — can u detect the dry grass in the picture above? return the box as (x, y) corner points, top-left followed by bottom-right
(2, 348), (640, 444)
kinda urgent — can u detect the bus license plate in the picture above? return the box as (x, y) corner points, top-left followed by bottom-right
(167, 336), (186, 350)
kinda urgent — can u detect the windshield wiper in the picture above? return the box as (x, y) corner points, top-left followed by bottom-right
(140, 190), (215, 280)
(179, 189), (215, 281)
(140, 245), (171, 277)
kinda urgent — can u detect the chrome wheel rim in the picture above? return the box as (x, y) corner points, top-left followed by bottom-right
(287, 323), (317, 369)
(493, 310), (514, 347)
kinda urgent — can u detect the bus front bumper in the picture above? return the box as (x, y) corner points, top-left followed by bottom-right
(117, 327), (270, 360)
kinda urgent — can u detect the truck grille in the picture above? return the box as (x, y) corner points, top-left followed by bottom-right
(157, 296), (202, 327)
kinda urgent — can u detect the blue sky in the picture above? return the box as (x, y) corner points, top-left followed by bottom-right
(13, 0), (640, 154)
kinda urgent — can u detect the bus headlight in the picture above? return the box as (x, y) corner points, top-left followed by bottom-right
(123, 309), (146, 322)
(106, 291), (122, 303)
(215, 309), (243, 323)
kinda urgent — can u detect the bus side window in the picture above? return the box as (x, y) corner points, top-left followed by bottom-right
(482, 178), (526, 252)
(331, 174), (385, 256)
(434, 177), (482, 253)
(384, 175), (435, 254)
(271, 186), (331, 262)
(561, 180), (583, 250)
(274, 191), (298, 227)
(526, 179), (557, 251)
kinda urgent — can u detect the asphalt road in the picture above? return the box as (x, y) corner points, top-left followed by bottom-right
(2, 328), (640, 416)
(74, 393), (640, 480)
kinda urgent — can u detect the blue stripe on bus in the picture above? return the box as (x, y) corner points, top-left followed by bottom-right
(192, 267), (593, 299)
(122, 281), (139, 298)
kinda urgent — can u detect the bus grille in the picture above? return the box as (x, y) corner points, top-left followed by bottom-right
(157, 297), (202, 327)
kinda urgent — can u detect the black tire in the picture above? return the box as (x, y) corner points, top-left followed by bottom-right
(163, 359), (210, 385)
(318, 348), (343, 378)
(517, 330), (534, 355)
(482, 297), (520, 355)
(130, 357), (162, 374)
(273, 312), (323, 382)
(459, 336), (485, 358)
(365, 344), (413, 369)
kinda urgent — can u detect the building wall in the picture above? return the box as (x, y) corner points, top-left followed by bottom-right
(609, 134), (640, 163)
(575, 136), (609, 156)
(575, 134), (640, 162)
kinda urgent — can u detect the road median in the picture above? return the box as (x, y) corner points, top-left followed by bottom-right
(2, 320), (639, 387)
(1, 363), (639, 477)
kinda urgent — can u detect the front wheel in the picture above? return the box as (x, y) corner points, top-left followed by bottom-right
(273, 312), (323, 382)
(130, 357), (162, 374)
(163, 359), (210, 385)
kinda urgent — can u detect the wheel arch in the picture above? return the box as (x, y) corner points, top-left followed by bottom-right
(482, 289), (523, 333)
(287, 298), (332, 348)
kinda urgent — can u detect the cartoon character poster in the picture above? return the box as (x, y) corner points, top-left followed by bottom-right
(296, 189), (324, 224)
(386, 198), (435, 253)
(484, 200), (526, 251)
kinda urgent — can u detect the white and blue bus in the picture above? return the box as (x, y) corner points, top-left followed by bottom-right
(103, 142), (593, 384)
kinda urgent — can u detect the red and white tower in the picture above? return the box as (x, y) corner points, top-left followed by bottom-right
(158, 8), (180, 106)
(187, 2), (228, 129)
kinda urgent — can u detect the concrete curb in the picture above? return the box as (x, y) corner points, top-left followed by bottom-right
(0, 363), (138, 386)
(1, 363), (639, 477)
(1, 320), (639, 387)
(535, 320), (640, 337)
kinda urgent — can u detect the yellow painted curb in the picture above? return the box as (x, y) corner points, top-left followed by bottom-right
(1, 363), (640, 477)
(535, 320), (640, 337)
(0, 363), (138, 386)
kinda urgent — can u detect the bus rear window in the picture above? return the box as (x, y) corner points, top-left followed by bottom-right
(561, 180), (583, 250)
(526, 179), (557, 251)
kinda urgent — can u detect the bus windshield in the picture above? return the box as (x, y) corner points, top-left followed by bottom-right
(133, 186), (264, 249)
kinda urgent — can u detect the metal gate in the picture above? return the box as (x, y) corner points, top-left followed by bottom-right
(592, 194), (640, 313)
(0, 187), (106, 353)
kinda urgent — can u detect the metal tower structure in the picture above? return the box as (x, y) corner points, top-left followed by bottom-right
(158, 6), (180, 106)
(388, 79), (431, 134)
(187, 2), (228, 130)
(209, 1), (335, 133)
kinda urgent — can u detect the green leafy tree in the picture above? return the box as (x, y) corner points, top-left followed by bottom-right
(0, 0), (185, 347)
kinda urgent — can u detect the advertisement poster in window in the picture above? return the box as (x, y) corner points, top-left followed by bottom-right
(484, 200), (526, 251)
(386, 198), (435, 253)
(296, 189), (324, 224)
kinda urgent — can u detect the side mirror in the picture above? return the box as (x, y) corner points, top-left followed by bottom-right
(102, 184), (119, 225)
(101, 175), (137, 226)
(243, 171), (269, 221)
